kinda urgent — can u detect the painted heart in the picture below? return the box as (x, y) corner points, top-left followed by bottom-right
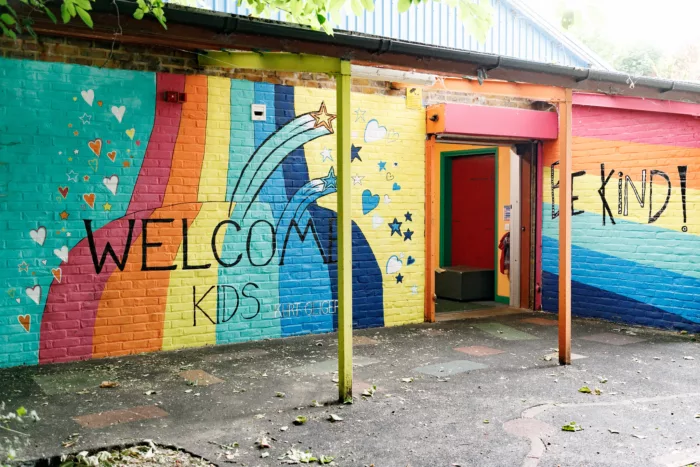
(83, 193), (96, 209)
(58, 186), (69, 198)
(392, 182), (401, 191)
(15, 298), (20, 304)
(17, 314), (31, 332)
(103, 175), (119, 195)
(81, 89), (94, 106)
(111, 105), (126, 123)
(29, 226), (46, 246)
(51, 267), (62, 283)
(88, 138), (102, 157)
(125, 128), (136, 140)
(407, 256), (416, 265)
(386, 172), (394, 181)
(361, 189), (380, 215)
(364, 119), (388, 143)
(106, 151), (117, 162)
(384, 194), (391, 204)
(54, 246), (69, 263)
(372, 214), (384, 229)
(25, 285), (41, 305)
(386, 255), (403, 274)
(41, 260), (47, 265)
(88, 158), (99, 173)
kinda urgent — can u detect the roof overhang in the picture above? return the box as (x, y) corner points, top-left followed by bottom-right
(14, 0), (700, 105)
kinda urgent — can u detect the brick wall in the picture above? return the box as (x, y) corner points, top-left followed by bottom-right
(0, 48), (427, 368)
(541, 103), (700, 332)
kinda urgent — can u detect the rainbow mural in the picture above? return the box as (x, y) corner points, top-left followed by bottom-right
(0, 58), (425, 368)
(542, 104), (700, 332)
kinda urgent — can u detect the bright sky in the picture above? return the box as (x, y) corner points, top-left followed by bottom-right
(524, 0), (700, 54)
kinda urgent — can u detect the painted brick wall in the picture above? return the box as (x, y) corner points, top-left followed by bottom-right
(0, 56), (426, 368)
(542, 103), (700, 332)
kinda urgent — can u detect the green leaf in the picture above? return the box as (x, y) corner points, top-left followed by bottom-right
(578, 386), (592, 394)
(44, 7), (58, 23)
(561, 421), (583, 432)
(360, 0), (374, 12)
(397, 0), (411, 13)
(75, 6), (93, 27)
(316, 13), (326, 24)
(133, 8), (144, 19)
(0, 0), (8, 6)
(66, 0), (76, 17)
(16, 406), (27, 417)
(60, 3), (70, 22)
(350, 0), (363, 16)
(0, 13), (15, 25)
(74, 0), (92, 11)
(293, 415), (307, 425)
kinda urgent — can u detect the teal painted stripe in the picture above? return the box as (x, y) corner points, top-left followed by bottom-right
(543, 203), (700, 280)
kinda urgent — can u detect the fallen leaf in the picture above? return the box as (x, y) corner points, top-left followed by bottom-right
(401, 377), (414, 383)
(632, 434), (647, 439)
(543, 355), (552, 361)
(362, 385), (378, 397)
(311, 400), (324, 407)
(184, 389), (193, 393)
(276, 392), (286, 398)
(683, 356), (695, 360)
(280, 426), (288, 431)
(329, 414), (343, 422)
(254, 413), (265, 419)
(319, 454), (334, 464)
(99, 381), (119, 389)
(256, 436), (271, 448)
(608, 429), (620, 434)
(294, 415), (307, 425)
(483, 419), (489, 424)
(562, 421), (583, 432)
(578, 386), (592, 394)
(144, 390), (157, 395)
(594, 387), (603, 396)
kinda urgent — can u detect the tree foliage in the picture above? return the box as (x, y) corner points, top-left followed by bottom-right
(1, 0), (492, 41)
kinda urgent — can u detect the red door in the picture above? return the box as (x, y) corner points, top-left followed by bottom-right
(450, 155), (496, 269)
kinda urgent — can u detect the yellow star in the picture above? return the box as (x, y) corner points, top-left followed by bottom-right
(18, 261), (28, 273)
(103, 202), (112, 211)
(310, 102), (336, 133)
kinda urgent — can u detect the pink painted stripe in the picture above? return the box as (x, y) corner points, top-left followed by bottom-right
(39, 73), (185, 364)
(442, 104), (558, 140)
(573, 93), (700, 117)
(572, 104), (700, 148)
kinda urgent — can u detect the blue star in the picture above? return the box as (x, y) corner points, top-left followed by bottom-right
(388, 218), (402, 236)
(403, 229), (413, 241)
(404, 211), (413, 222)
(351, 144), (362, 162)
(321, 167), (337, 190)
(396, 273), (404, 284)
(378, 161), (386, 171)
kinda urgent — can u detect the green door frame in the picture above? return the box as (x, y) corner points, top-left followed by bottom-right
(439, 148), (502, 301)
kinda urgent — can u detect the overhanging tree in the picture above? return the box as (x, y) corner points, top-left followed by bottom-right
(1, 0), (492, 41)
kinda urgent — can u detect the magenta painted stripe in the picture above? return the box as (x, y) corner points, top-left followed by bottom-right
(127, 73), (185, 214)
(572, 105), (700, 148)
(39, 73), (185, 364)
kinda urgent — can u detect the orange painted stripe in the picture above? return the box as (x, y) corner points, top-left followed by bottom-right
(92, 75), (208, 358)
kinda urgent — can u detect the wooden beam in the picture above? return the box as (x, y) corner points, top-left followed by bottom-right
(336, 60), (353, 402)
(198, 52), (342, 74)
(558, 88), (573, 365)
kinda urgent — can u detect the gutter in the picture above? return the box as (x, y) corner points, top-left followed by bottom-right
(28, 0), (700, 102)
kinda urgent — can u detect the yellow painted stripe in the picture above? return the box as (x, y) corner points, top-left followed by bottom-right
(294, 87), (426, 327)
(545, 166), (699, 234)
(198, 76), (232, 202)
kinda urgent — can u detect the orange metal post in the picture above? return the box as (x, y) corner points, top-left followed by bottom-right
(425, 136), (437, 323)
(558, 89), (573, 365)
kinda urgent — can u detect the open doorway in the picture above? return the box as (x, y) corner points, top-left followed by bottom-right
(435, 148), (504, 313)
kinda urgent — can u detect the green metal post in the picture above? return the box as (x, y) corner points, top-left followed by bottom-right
(336, 60), (353, 402)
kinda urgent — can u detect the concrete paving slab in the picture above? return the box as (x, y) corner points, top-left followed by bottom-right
(353, 336), (379, 345)
(454, 345), (505, 356)
(543, 351), (588, 360)
(33, 371), (112, 396)
(474, 322), (539, 340)
(414, 359), (487, 376)
(521, 317), (558, 326)
(436, 307), (527, 322)
(179, 369), (224, 386)
(291, 356), (379, 375)
(581, 332), (646, 346)
(73, 405), (168, 429)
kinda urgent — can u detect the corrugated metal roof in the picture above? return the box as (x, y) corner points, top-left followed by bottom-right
(187, 0), (610, 70)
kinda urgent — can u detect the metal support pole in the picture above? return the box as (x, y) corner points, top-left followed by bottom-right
(336, 60), (353, 401)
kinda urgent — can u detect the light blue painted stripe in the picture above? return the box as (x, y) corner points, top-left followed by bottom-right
(543, 203), (700, 280)
(542, 235), (700, 324)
